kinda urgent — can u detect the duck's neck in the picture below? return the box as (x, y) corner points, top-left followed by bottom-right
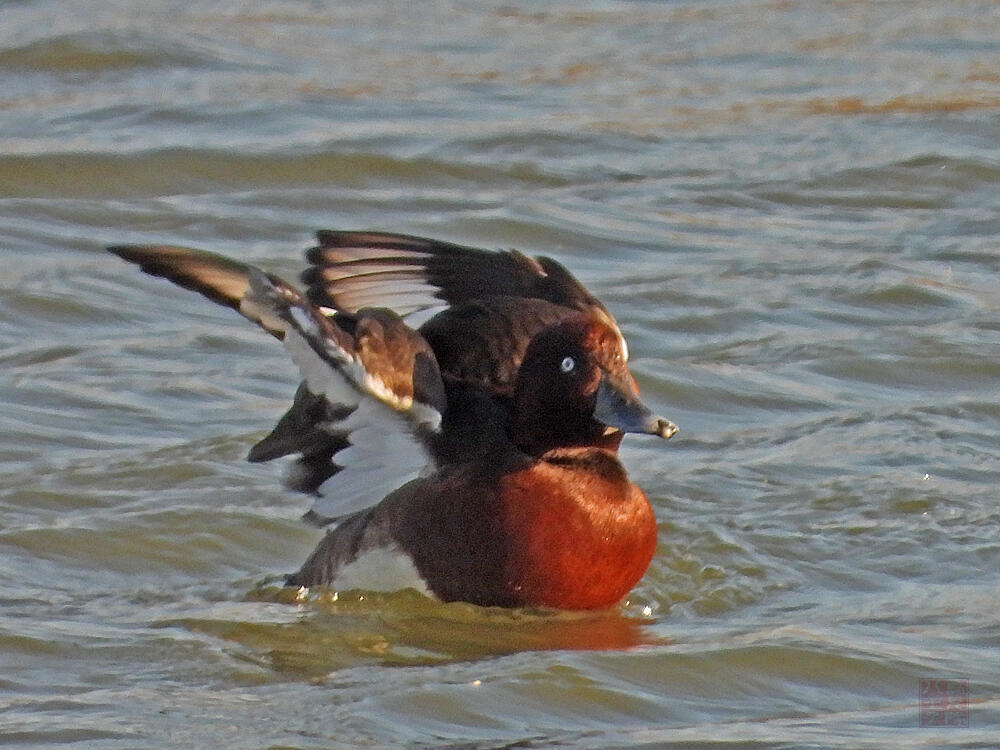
(511, 417), (625, 458)
(538, 445), (630, 482)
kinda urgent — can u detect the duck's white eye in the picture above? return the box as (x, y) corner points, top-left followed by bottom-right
(560, 356), (576, 373)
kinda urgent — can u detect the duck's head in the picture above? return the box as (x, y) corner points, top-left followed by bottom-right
(511, 315), (677, 456)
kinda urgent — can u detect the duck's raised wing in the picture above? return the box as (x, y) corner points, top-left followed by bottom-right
(108, 245), (446, 523)
(107, 245), (287, 337)
(301, 231), (633, 393)
(302, 231), (607, 317)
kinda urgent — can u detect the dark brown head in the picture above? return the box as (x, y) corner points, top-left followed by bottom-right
(511, 315), (677, 456)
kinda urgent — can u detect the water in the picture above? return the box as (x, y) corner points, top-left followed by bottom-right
(2, 0), (999, 747)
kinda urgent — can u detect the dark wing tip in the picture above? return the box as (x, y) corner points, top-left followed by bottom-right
(108, 244), (198, 278)
(107, 244), (253, 311)
(107, 244), (137, 259)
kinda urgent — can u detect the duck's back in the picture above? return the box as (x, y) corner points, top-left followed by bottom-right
(419, 296), (574, 395)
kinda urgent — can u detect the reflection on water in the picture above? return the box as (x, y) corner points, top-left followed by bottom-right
(174, 587), (666, 676)
(2, 0), (999, 747)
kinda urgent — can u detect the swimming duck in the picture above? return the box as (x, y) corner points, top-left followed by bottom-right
(109, 231), (677, 609)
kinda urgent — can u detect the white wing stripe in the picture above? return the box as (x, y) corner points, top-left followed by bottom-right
(243, 270), (440, 521)
(315, 246), (433, 262)
(281, 327), (360, 409)
(315, 263), (428, 280)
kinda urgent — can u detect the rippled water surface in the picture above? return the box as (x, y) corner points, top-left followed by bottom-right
(2, 1), (999, 747)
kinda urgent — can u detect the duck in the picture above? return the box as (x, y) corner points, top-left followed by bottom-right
(109, 231), (677, 610)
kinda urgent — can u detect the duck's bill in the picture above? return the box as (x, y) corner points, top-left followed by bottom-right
(594, 373), (678, 439)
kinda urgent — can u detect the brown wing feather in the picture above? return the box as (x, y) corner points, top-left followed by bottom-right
(108, 244), (287, 338)
(302, 230), (605, 315)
